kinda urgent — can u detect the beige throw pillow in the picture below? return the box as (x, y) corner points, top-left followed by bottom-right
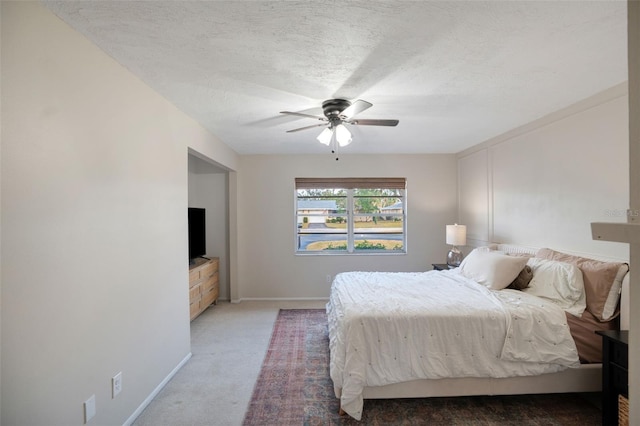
(536, 248), (628, 322)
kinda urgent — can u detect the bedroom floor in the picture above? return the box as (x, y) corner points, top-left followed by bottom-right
(132, 300), (602, 425)
(132, 300), (327, 425)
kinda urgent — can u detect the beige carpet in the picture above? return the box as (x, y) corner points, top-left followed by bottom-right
(132, 300), (327, 426)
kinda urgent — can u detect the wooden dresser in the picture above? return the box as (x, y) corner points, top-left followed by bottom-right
(188, 257), (219, 321)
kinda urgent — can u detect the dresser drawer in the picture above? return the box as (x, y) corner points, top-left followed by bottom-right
(189, 300), (201, 320)
(202, 262), (215, 279)
(189, 268), (201, 284)
(201, 273), (218, 291)
(189, 283), (202, 300)
(201, 285), (218, 308)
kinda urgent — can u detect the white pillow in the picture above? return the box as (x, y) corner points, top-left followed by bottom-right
(523, 258), (586, 317)
(459, 249), (529, 290)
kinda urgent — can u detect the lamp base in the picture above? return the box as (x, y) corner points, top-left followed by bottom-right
(447, 246), (463, 268)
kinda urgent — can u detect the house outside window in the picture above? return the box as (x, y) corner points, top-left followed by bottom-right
(295, 177), (406, 254)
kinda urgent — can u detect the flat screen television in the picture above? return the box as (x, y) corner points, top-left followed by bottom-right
(188, 207), (206, 263)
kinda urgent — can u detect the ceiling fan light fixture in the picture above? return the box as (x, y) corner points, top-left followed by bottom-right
(335, 124), (352, 147)
(317, 127), (333, 145)
(282, 99), (397, 153)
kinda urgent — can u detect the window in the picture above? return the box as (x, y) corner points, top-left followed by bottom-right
(295, 177), (406, 254)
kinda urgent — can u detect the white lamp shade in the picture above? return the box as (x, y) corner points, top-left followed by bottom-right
(335, 124), (352, 147)
(317, 127), (333, 146)
(446, 224), (466, 246)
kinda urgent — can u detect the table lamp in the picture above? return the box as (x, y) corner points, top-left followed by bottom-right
(446, 224), (466, 268)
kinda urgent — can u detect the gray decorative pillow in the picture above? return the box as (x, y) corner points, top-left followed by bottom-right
(507, 265), (533, 290)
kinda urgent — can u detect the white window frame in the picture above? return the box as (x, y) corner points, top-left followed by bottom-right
(294, 177), (407, 255)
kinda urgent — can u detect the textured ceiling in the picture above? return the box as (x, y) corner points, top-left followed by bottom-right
(43, 1), (627, 155)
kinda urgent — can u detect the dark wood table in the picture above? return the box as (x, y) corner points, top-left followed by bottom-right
(596, 330), (628, 426)
(432, 263), (454, 271)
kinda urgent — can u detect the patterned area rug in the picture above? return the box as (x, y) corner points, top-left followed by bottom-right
(242, 309), (601, 425)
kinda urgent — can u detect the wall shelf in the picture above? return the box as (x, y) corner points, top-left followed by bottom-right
(591, 222), (640, 244)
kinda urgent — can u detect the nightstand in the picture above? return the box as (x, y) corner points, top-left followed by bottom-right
(596, 330), (628, 426)
(432, 263), (454, 271)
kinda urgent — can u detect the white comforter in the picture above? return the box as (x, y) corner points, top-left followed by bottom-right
(326, 270), (580, 420)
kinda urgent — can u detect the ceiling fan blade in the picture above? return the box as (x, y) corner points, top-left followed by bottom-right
(280, 111), (326, 121)
(286, 123), (328, 133)
(349, 119), (399, 127)
(339, 99), (372, 119)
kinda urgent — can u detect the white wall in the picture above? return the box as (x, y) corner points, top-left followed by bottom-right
(0, 2), (238, 425)
(458, 84), (629, 260)
(188, 156), (230, 300)
(626, 2), (639, 421)
(236, 154), (458, 300)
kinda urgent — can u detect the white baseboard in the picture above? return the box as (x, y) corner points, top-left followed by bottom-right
(234, 297), (329, 302)
(123, 352), (192, 426)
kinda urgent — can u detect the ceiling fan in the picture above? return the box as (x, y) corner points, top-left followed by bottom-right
(280, 99), (399, 148)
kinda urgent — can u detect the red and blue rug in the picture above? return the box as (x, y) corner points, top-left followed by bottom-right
(243, 309), (600, 425)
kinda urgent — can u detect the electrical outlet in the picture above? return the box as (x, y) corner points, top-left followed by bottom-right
(326, 274), (332, 283)
(112, 372), (122, 398)
(84, 394), (96, 424)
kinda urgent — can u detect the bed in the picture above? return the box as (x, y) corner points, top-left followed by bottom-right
(326, 244), (630, 420)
